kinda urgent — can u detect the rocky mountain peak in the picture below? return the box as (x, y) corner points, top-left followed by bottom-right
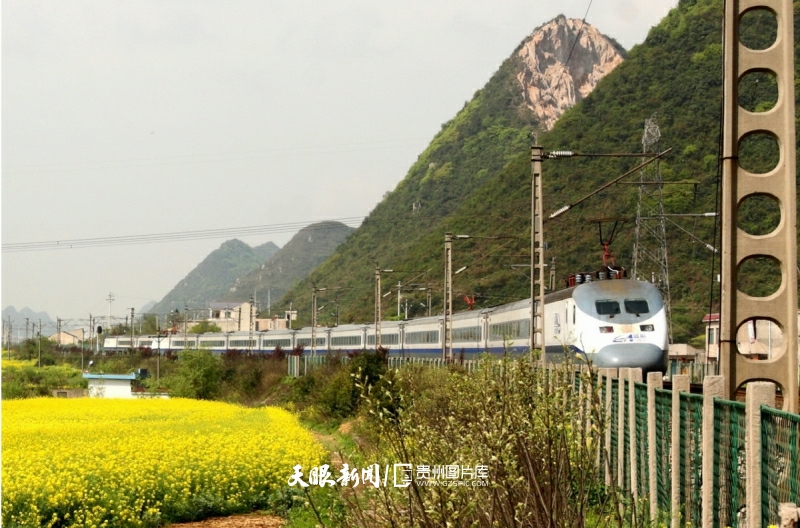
(516, 15), (625, 130)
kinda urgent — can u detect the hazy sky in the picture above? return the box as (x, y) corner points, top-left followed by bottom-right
(2, 0), (679, 325)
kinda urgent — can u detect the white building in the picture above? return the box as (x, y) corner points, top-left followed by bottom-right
(84, 373), (136, 398)
(208, 301), (255, 332)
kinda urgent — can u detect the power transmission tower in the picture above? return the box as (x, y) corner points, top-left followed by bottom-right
(632, 115), (672, 342)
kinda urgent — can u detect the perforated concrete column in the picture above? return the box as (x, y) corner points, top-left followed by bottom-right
(721, 0), (797, 412)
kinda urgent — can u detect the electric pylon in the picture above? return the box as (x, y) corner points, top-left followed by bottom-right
(632, 115), (672, 342)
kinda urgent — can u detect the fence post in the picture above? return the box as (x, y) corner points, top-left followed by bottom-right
(599, 368), (617, 486)
(746, 382), (775, 528)
(671, 374), (690, 528)
(648, 371), (664, 522)
(618, 367), (629, 491)
(701, 375), (723, 528)
(629, 368), (643, 499)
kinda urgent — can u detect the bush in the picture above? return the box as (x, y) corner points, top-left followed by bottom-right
(343, 355), (611, 527)
(166, 350), (223, 400)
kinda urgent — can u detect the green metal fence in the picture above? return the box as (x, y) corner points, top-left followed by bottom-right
(713, 398), (746, 528)
(654, 387), (672, 512)
(761, 405), (800, 527)
(634, 381), (649, 498)
(679, 392), (703, 526)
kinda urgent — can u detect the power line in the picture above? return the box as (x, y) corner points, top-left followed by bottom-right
(2, 217), (365, 252)
(3, 137), (427, 176)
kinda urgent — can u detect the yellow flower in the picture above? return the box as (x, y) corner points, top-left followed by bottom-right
(3, 398), (325, 526)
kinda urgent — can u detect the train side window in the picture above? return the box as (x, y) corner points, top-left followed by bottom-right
(595, 300), (620, 315)
(624, 299), (650, 315)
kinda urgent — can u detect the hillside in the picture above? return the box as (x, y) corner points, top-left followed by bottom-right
(149, 239), (279, 314)
(219, 221), (355, 311)
(274, 16), (629, 327)
(279, 2), (798, 342)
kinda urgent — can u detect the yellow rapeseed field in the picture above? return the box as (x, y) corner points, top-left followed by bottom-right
(2, 398), (327, 527)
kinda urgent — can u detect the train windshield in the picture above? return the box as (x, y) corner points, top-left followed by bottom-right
(624, 299), (650, 315)
(595, 300), (621, 315)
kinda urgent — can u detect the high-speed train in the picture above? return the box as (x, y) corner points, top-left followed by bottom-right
(103, 275), (668, 372)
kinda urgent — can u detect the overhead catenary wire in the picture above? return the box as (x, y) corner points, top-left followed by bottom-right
(2, 217), (366, 252)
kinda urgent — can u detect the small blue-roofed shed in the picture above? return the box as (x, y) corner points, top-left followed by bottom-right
(83, 373), (137, 399)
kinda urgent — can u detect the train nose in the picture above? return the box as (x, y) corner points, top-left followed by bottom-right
(592, 343), (667, 373)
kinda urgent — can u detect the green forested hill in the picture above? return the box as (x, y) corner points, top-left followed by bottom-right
(219, 221), (355, 309)
(278, 0), (797, 342)
(150, 239), (279, 314)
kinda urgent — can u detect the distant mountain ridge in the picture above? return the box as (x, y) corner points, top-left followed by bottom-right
(2, 306), (55, 334)
(220, 221), (355, 310)
(149, 239), (279, 314)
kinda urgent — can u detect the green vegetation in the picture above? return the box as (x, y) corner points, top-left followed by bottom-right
(188, 320), (222, 333)
(1, 358), (87, 399)
(276, 0), (800, 341)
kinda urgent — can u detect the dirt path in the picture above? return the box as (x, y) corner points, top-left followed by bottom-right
(169, 514), (284, 527)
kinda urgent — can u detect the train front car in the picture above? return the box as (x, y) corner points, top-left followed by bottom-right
(574, 279), (668, 373)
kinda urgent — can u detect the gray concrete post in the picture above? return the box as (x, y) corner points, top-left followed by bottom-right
(671, 375), (690, 528)
(619, 367), (629, 490)
(701, 375), (724, 528)
(600, 368), (617, 486)
(746, 382), (775, 528)
(629, 368), (643, 499)
(648, 371), (664, 522)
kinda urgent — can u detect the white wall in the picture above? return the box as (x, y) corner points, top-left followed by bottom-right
(87, 379), (132, 399)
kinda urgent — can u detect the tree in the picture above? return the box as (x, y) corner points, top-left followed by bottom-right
(168, 349), (222, 400)
(189, 321), (222, 334)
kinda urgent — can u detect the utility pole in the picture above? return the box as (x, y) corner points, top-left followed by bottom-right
(632, 115), (673, 342)
(444, 233), (453, 361)
(249, 294), (254, 354)
(130, 308), (135, 352)
(86, 314), (91, 371)
(268, 288), (271, 317)
(156, 317), (161, 385)
(56, 318), (61, 348)
(374, 264), (393, 349)
(183, 304), (188, 345)
(531, 145), (546, 362)
(720, 0), (797, 410)
(37, 319), (42, 368)
(311, 287), (326, 357)
(6, 316), (12, 359)
(397, 281), (402, 318)
(25, 318), (29, 341)
(107, 293), (114, 335)
(426, 287), (432, 317)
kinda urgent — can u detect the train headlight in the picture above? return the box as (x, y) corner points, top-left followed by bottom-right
(640, 324), (654, 332)
(599, 326), (614, 333)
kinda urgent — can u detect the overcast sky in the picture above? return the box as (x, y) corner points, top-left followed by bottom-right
(2, 0), (679, 326)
